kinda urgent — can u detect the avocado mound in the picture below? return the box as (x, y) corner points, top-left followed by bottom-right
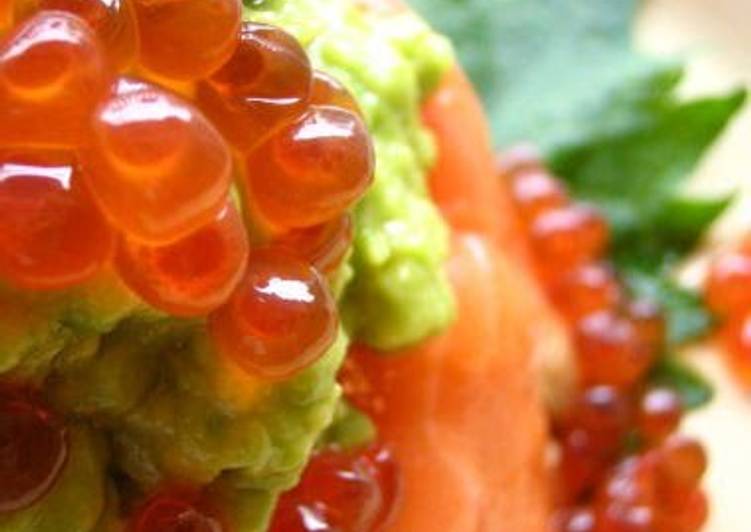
(0, 1), (453, 531)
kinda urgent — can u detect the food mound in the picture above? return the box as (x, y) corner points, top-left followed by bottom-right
(0, 0), (449, 530)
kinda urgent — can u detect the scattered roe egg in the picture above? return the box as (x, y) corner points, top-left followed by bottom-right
(637, 387), (682, 445)
(705, 249), (751, 316)
(13, 0), (138, 68)
(245, 106), (374, 230)
(0, 11), (109, 148)
(131, 0), (240, 81)
(720, 311), (751, 387)
(116, 203), (248, 317)
(84, 77), (232, 244)
(654, 436), (707, 493)
(510, 169), (567, 222)
(0, 151), (113, 290)
(549, 262), (621, 322)
(130, 491), (225, 532)
(496, 143), (543, 179)
(565, 385), (630, 447)
(595, 457), (657, 531)
(274, 214), (353, 274)
(558, 428), (611, 501)
(310, 70), (362, 115)
(574, 310), (654, 389)
(209, 249), (338, 380)
(550, 507), (596, 532)
(269, 444), (400, 532)
(0, 385), (68, 513)
(625, 299), (665, 354)
(529, 204), (608, 274)
(198, 21), (312, 152)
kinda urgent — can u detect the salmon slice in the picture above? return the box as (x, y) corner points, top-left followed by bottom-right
(348, 68), (575, 531)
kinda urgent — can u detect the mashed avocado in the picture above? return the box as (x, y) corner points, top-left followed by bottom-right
(0, 1), (454, 530)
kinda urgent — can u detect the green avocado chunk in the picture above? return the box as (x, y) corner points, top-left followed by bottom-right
(0, 1), (454, 531)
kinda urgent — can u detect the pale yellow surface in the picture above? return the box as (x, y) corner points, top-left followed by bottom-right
(638, 2), (751, 530)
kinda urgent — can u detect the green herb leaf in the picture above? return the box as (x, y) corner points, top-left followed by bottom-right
(649, 355), (715, 410)
(409, 0), (679, 153)
(550, 89), (744, 262)
(622, 268), (715, 344)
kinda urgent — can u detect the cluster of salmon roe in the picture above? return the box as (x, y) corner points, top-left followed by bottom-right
(501, 146), (708, 531)
(0, 0), (374, 527)
(704, 242), (751, 387)
(268, 442), (400, 531)
(0, 1), (374, 374)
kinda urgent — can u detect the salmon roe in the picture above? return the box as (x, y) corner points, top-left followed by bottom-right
(198, 22), (313, 152)
(84, 77), (233, 244)
(129, 490), (225, 532)
(0, 385), (68, 513)
(131, 0), (241, 82)
(14, 0), (138, 69)
(245, 105), (374, 230)
(0, 0), (368, 356)
(269, 443), (400, 532)
(501, 147), (708, 532)
(0, 151), (114, 290)
(704, 245), (751, 387)
(0, 4), (375, 517)
(209, 248), (338, 380)
(115, 203), (248, 317)
(0, 11), (109, 148)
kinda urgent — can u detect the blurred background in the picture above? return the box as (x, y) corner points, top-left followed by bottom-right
(640, 2), (751, 531)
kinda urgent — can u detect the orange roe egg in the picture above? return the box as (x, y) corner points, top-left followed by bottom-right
(654, 436), (706, 492)
(0, 11), (109, 148)
(0, 151), (113, 290)
(651, 437), (708, 525)
(558, 428), (611, 501)
(84, 77), (232, 244)
(653, 488), (707, 532)
(719, 311), (751, 387)
(596, 457), (657, 532)
(269, 444), (400, 532)
(198, 22), (312, 152)
(496, 143), (543, 179)
(565, 385), (631, 450)
(209, 248), (338, 380)
(14, 0), (138, 68)
(131, 0), (241, 81)
(245, 106), (374, 230)
(310, 70), (362, 115)
(0, 0), (12, 33)
(705, 250), (751, 316)
(574, 310), (654, 389)
(510, 169), (567, 222)
(529, 204), (608, 275)
(637, 387), (682, 446)
(551, 507), (596, 532)
(130, 491), (225, 532)
(625, 299), (665, 354)
(116, 203), (248, 317)
(274, 214), (353, 274)
(0, 385), (68, 513)
(549, 262), (621, 322)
